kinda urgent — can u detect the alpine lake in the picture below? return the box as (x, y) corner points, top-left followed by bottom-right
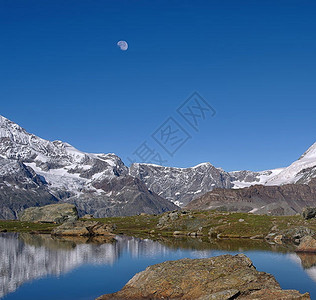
(1, 232), (316, 300)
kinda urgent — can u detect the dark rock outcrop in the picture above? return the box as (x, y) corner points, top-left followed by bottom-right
(19, 203), (78, 224)
(302, 207), (316, 220)
(96, 254), (310, 300)
(186, 182), (316, 216)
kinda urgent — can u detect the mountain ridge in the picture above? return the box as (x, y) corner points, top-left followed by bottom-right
(1, 114), (316, 218)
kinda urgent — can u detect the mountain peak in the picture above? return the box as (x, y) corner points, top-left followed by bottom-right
(299, 142), (316, 161)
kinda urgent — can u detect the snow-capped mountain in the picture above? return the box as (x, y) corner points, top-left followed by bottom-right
(184, 144), (316, 215)
(229, 169), (285, 188)
(0, 115), (177, 219)
(1, 114), (316, 217)
(131, 143), (316, 208)
(0, 158), (58, 219)
(129, 162), (232, 206)
(230, 143), (316, 188)
(265, 142), (316, 185)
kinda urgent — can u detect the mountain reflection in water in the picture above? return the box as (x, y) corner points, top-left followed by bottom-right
(1, 233), (316, 299)
(0, 233), (170, 298)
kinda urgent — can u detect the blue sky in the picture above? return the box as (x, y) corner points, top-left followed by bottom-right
(1, 0), (316, 171)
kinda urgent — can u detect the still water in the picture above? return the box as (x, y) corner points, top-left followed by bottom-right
(1, 233), (316, 300)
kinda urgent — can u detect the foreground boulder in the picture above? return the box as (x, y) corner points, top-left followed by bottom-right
(19, 203), (78, 224)
(296, 236), (316, 253)
(51, 220), (115, 237)
(96, 254), (310, 300)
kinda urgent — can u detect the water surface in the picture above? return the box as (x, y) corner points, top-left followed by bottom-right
(1, 233), (316, 299)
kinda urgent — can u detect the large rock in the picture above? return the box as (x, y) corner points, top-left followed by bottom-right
(96, 254), (310, 300)
(302, 207), (316, 220)
(266, 227), (316, 244)
(296, 236), (316, 253)
(51, 220), (115, 236)
(19, 203), (78, 224)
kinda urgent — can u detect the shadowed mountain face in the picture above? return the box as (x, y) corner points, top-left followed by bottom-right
(186, 179), (316, 215)
(0, 116), (177, 219)
(0, 158), (58, 219)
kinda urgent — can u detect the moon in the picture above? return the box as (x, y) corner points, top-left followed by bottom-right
(117, 40), (128, 51)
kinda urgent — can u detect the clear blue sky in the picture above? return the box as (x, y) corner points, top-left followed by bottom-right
(1, 0), (316, 171)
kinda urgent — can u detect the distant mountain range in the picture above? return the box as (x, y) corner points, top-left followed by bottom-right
(1, 114), (316, 218)
(130, 142), (316, 208)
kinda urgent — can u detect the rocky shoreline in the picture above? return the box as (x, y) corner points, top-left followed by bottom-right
(2, 203), (316, 299)
(3, 204), (316, 252)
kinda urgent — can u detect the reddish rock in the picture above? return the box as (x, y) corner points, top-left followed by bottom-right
(96, 254), (310, 300)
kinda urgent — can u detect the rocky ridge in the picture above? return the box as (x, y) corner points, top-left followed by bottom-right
(185, 180), (316, 215)
(2, 114), (316, 218)
(130, 142), (316, 209)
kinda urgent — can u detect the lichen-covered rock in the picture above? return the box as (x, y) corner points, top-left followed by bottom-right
(51, 220), (115, 237)
(19, 203), (78, 224)
(157, 211), (180, 228)
(96, 254), (310, 300)
(296, 236), (316, 253)
(302, 207), (316, 220)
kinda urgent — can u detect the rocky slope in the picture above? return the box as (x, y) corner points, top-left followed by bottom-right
(186, 179), (316, 215)
(0, 115), (177, 219)
(0, 158), (58, 219)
